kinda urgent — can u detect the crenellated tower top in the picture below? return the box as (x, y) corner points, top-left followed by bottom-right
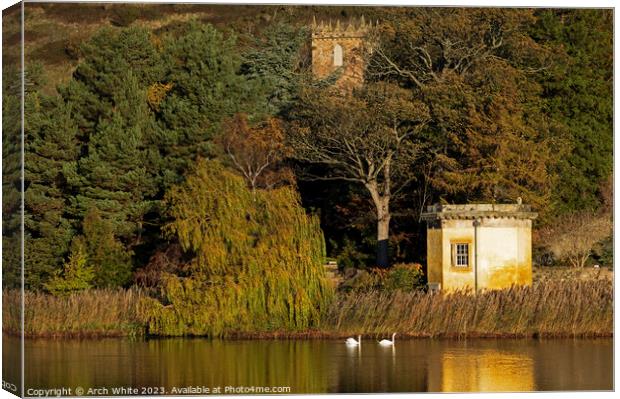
(311, 15), (376, 39)
(310, 16), (376, 91)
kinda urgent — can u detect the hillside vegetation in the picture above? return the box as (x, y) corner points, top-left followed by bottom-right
(2, 5), (612, 337)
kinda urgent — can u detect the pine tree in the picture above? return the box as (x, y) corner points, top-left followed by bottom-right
(65, 73), (161, 243)
(57, 27), (165, 249)
(156, 21), (264, 187)
(2, 67), (23, 289)
(50, 23), (267, 287)
(241, 22), (310, 116)
(59, 26), (165, 134)
(531, 10), (613, 214)
(24, 95), (81, 289)
(76, 208), (133, 288)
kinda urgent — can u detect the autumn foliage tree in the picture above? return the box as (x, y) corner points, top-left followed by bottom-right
(289, 83), (429, 268)
(216, 113), (294, 191)
(369, 8), (559, 214)
(370, 8), (550, 89)
(9, 8), (613, 291)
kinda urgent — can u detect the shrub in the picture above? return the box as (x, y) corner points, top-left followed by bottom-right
(537, 211), (612, 268)
(79, 208), (133, 288)
(592, 235), (613, 268)
(44, 243), (94, 296)
(134, 243), (189, 288)
(110, 5), (143, 27)
(339, 263), (425, 293)
(339, 268), (383, 292)
(385, 263), (425, 291)
(333, 237), (373, 270)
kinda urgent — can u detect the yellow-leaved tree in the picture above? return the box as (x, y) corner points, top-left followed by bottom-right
(139, 159), (333, 336)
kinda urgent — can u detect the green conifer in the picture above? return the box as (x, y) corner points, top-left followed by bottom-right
(24, 95), (80, 289)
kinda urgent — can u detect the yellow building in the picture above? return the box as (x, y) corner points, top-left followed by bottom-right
(421, 203), (537, 292)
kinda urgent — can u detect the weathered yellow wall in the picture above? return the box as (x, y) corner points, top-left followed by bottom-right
(426, 228), (443, 285)
(427, 218), (533, 292)
(441, 220), (475, 291)
(477, 226), (516, 289)
(519, 223), (533, 285)
(477, 222), (532, 289)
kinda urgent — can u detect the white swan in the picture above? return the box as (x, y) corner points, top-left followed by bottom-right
(378, 333), (396, 346)
(345, 335), (361, 346)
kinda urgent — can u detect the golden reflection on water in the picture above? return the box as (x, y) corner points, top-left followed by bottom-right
(8, 336), (612, 394)
(22, 339), (331, 394)
(433, 348), (534, 392)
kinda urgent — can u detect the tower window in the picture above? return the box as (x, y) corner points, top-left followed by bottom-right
(333, 44), (343, 66)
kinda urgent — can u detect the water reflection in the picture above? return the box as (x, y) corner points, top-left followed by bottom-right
(3, 333), (22, 395)
(429, 343), (535, 392)
(10, 336), (612, 394)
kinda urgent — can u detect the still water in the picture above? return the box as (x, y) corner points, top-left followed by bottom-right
(4, 336), (613, 394)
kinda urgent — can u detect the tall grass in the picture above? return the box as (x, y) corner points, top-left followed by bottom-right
(324, 280), (613, 338)
(2, 280), (612, 338)
(2, 289), (144, 338)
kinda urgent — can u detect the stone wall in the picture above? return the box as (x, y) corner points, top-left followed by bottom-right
(311, 19), (373, 90)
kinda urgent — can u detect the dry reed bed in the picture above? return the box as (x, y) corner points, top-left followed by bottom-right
(2, 280), (613, 338)
(324, 279), (613, 338)
(2, 289), (143, 337)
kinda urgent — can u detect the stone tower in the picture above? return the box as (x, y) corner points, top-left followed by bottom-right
(311, 16), (374, 90)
